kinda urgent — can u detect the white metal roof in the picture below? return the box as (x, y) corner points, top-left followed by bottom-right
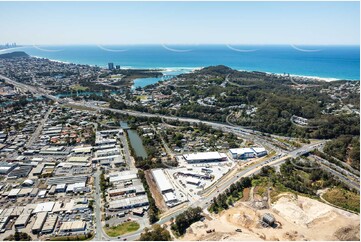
(67, 156), (90, 163)
(229, 148), (255, 154)
(183, 152), (222, 161)
(252, 147), (267, 153)
(8, 188), (21, 197)
(33, 202), (55, 213)
(151, 169), (173, 192)
(186, 177), (200, 184)
(163, 192), (177, 202)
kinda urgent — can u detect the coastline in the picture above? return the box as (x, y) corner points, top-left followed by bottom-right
(40, 56), (357, 82)
(5, 50), (358, 82)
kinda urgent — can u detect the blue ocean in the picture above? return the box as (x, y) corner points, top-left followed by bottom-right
(2, 45), (360, 80)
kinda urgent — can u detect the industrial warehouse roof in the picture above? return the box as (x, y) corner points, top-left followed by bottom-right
(48, 175), (88, 185)
(186, 177), (201, 185)
(252, 147), (267, 153)
(41, 214), (58, 233)
(108, 185), (145, 195)
(109, 169), (138, 183)
(8, 166), (32, 178)
(18, 188), (33, 196)
(109, 195), (149, 209)
(229, 148), (255, 154)
(15, 208), (33, 227)
(109, 174), (137, 183)
(59, 220), (86, 231)
(33, 202), (55, 213)
(72, 146), (93, 153)
(151, 169), (174, 192)
(183, 152), (222, 161)
(8, 188), (21, 197)
(163, 192), (177, 202)
(67, 156), (90, 163)
(32, 212), (48, 232)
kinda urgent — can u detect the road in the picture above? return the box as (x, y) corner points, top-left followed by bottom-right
(111, 141), (325, 241)
(0, 74), (60, 103)
(1, 74), (358, 240)
(93, 169), (103, 240)
(25, 106), (53, 148)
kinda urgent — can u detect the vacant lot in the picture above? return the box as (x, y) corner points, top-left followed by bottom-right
(181, 193), (360, 241)
(323, 187), (360, 213)
(104, 221), (140, 237)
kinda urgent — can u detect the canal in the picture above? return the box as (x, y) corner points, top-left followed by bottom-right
(121, 122), (147, 159)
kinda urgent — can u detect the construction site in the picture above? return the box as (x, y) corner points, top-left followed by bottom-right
(179, 190), (360, 241)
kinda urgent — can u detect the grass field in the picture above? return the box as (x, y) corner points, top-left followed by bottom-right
(323, 187), (360, 213)
(104, 221), (140, 237)
(70, 84), (88, 91)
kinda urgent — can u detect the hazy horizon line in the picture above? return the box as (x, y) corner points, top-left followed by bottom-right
(6, 43), (361, 47)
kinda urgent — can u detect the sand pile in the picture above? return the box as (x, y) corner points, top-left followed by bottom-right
(272, 195), (337, 228)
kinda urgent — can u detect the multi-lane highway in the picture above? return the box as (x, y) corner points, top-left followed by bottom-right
(2, 74), (358, 241)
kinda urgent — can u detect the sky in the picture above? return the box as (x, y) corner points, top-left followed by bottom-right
(0, 1), (359, 45)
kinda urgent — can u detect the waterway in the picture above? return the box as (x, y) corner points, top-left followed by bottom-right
(121, 121), (147, 159)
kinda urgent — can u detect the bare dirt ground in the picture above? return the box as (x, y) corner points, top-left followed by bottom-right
(179, 192), (360, 241)
(144, 170), (168, 212)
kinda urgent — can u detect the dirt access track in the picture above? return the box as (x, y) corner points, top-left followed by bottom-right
(144, 170), (168, 212)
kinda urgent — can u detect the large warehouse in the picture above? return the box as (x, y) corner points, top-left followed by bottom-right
(229, 147), (268, 159)
(151, 169), (174, 194)
(183, 152), (228, 163)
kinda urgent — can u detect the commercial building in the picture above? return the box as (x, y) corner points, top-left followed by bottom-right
(7, 166), (32, 179)
(151, 169), (174, 194)
(67, 156), (91, 163)
(108, 185), (146, 197)
(252, 147), (268, 157)
(18, 188), (33, 197)
(108, 195), (149, 211)
(0, 162), (16, 175)
(59, 221), (86, 233)
(183, 152), (228, 163)
(33, 202), (55, 214)
(41, 214), (58, 233)
(72, 146), (93, 154)
(8, 188), (21, 198)
(32, 164), (44, 176)
(66, 182), (90, 193)
(55, 184), (67, 193)
(186, 177), (201, 186)
(14, 208), (33, 228)
(30, 188), (39, 197)
(32, 212), (48, 234)
(38, 190), (47, 198)
(109, 169), (138, 183)
(229, 147), (268, 159)
(163, 192), (178, 204)
(48, 175), (88, 186)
